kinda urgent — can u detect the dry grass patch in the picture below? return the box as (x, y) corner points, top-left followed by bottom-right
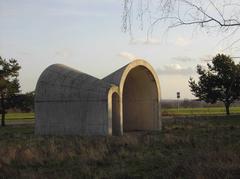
(0, 118), (240, 178)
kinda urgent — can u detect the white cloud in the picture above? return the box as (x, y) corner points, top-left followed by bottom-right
(146, 38), (161, 44)
(157, 64), (193, 75)
(0, 1), (111, 18)
(130, 38), (160, 45)
(55, 48), (72, 59)
(118, 52), (137, 60)
(174, 37), (191, 47)
(200, 55), (213, 63)
(47, 8), (107, 17)
(172, 56), (195, 62)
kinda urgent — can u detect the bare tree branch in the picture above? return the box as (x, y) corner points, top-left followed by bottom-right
(123, 0), (240, 49)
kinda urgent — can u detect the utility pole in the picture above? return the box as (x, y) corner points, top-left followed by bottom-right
(177, 92), (180, 112)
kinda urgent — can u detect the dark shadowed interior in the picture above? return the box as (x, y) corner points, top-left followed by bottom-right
(123, 66), (158, 131)
(112, 92), (121, 135)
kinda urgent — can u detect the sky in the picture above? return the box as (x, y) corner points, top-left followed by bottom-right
(0, 0), (240, 99)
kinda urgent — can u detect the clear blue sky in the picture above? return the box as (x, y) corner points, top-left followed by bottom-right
(0, 0), (239, 99)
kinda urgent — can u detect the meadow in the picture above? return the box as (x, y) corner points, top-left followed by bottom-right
(162, 106), (240, 116)
(4, 106), (240, 123)
(0, 117), (240, 178)
(5, 113), (35, 121)
(3, 106), (240, 123)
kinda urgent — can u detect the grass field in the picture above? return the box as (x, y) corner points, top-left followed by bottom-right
(5, 113), (35, 120)
(162, 106), (240, 116)
(2, 106), (240, 122)
(3, 106), (240, 122)
(0, 118), (240, 178)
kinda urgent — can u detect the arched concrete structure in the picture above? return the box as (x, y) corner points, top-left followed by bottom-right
(35, 60), (161, 136)
(103, 60), (161, 135)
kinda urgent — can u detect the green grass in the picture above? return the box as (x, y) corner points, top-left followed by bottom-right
(5, 113), (35, 121)
(0, 118), (240, 178)
(3, 106), (240, 122)
(162, 106), (240, 116)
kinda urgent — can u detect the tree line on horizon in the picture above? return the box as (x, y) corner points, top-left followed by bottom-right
(161, 99), (240, 109)
(0, 53), (240, 126)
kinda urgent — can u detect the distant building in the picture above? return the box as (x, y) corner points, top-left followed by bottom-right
(35, 60), (161, 135)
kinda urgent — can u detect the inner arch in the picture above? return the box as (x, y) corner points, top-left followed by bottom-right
(122, 66), (159, 131)
(112, 92), (121, 135)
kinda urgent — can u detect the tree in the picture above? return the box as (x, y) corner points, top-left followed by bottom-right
(189, 54), (240, 115)
(13, 91), (35, 112)
(0, 56), (21, 126)
(123, 0), (240, 48)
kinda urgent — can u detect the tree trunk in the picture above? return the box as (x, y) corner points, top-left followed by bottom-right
(1, 94), (5, 126)
(225, 103), (230, 116)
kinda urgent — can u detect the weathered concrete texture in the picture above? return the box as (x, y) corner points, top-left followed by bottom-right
(35, 60), (161, 136)
(103, 60), (162, 134)
(35, 64), (112, 135)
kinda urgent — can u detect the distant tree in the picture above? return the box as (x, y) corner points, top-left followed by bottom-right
(13, 91), (35, 112)
(182, 99), (192, 108)
(189, 54), (240, 115)
(0, 56), (21, 126)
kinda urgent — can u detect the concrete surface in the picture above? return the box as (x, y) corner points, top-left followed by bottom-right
(35, 60), (161, 136)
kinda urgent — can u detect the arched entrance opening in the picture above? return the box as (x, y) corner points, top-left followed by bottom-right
(112, 92), (121, 135)
(122, 66), (159, 132)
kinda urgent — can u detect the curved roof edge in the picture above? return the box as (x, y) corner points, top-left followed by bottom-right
(102, 59), (161, 99)
(102, 64), (128, 86)
(35, 64), (112, 101)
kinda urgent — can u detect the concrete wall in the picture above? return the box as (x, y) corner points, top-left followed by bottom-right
(35, 60), (161, 136)
(35, 64), (111, 135)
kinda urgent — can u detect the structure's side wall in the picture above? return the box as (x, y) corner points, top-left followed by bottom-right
(35, 64), (110, 136)
(102, 65), (127, 86)
(35, 100), (109, 135)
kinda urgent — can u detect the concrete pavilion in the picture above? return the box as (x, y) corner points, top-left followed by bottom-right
(35, 60), (161, 135)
